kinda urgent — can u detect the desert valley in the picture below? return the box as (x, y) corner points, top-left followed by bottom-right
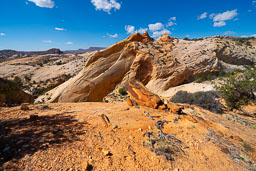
(1, 0), (256, 170)
(0, 32), (256, 170)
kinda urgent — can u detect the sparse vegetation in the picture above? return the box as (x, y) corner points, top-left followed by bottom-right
(118, 88), (127, 96)
(231, 37), (252, 46)
(215, 67), (256, 110)
(170, 90), (222, 113)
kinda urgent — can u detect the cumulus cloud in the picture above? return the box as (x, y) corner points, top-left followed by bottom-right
(137, 28), (148, 34)
(148, 22), (164, 32)
(198, 12), (207, 20)
(209, 13), (215, 19)
(208, 9), (238, 27)
(125, 25), (135, 34)
(107, 33), (118, 38)
(55, 27), (65, 31)
(223, 31), (235, 35)
(0, 33), (5, 36)
(43, 40), (52, 43)
(152, 29), (171, 38)
(169, 17), (176, 21)
(28, 0), (54, 8)
(167, 21), (177, 27)
(65, 42), (73, 45)
(253, 0), (256, 7)
(213, 9), (238, 22)
(91, 0), (121, 14)
(213, 21), (226, 27)
(251, 34), (256, 38)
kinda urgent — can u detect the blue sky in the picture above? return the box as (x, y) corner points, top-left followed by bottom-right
(0, 0), (256, 51)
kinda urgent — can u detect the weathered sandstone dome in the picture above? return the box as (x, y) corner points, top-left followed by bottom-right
(36, 32), (256, 103)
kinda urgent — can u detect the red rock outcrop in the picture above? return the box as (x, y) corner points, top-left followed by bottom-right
(126, 80), (163, 109)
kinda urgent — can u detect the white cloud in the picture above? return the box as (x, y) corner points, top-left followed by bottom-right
(91, 0), (121, 14)
(107, 33), (118, 38)
(65, 42), (73, 45)
(137, 28), (148, 34)
(253, 0), (256, 6)
(213, 9), (238, 22)
(223, 31), (235, 35)
(152, 29), (171, 38)
(209, 13), (215, 19)
(167, 21), (177, 27)
(125, 25), (135, 34)
(213, 21), (226, 27)
(248, 9), (252, 12)
(28, 0), (54, 8)
(148, 22), (164, 32)
(198, 12), (207, 20)
(0, 33), (5, 36)
(185, 35), (189, 38)
(169, 17), (176, 21)
(43, 40), (52, 43)
(55, 27), (65, 31)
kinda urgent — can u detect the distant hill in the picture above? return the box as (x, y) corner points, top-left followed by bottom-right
(0, 48), (63, 58)
(63, 47), (105, 54)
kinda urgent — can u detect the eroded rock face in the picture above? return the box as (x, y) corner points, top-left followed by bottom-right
(36, 32), (256, 103)
(126, 80), (163, 109)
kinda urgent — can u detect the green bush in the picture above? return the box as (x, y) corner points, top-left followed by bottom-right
(170, 90), (222, 113)
(118, 88), (127, 96)
(215, 67), (256, 109)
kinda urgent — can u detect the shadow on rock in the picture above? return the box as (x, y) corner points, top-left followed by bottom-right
(0, 114), (87, 167)
(170, 90), (223, 113)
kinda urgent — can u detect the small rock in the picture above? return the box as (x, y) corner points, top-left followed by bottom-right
(20, 103), (29, 111)
(102, 149), (111, 156)
(126, 98), (133, 106)
(252, 152), (256, 161)
(29, 114), (39, 120)
(233, 136), (243, 142)
(112, 125), (118, 129)
(138, 128), (143, 132)
(167, 103), (184, 114)
(158, 104), (167, 110)
(148, 126), (152, 130)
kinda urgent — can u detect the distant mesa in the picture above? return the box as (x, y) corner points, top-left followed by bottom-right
(63, 47), (105, 54)
(0, 48), (63, 58)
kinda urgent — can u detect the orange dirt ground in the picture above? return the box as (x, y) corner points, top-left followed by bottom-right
(0, 102), (256, 170)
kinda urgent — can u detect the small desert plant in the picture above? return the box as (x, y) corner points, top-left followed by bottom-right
(118, 88), (127, 96)
(215, 67), (256, 110)
(170, 91), (222, 113)
(194, 73), (216, 83)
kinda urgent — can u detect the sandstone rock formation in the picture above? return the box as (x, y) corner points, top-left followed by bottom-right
(36, 32), (256, 103)
(126, 80), (163, 109)
(0, 78), (34, 106)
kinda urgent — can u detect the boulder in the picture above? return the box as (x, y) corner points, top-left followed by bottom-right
(167, 102), (184, 114)
(126, 80), (163, 109)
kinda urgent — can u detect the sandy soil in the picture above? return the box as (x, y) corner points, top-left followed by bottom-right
(0, 102), (256, 170)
